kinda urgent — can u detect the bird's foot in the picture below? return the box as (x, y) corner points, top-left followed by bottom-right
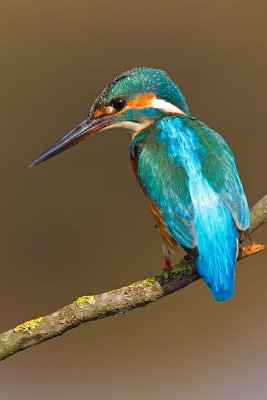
(244, 229), (252, 241)
(239, 229), (252, 243)
(184, 254), (195, 266)
(163, 256), (172, 272)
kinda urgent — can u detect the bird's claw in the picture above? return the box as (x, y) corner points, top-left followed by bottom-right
(244, 229), (252, 241)
(184, 254), (195, 266)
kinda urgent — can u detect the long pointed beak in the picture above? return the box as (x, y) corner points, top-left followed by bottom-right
(30, 115), (111, 167)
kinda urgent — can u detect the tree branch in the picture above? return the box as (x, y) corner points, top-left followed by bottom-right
(0, 195), (266, 362)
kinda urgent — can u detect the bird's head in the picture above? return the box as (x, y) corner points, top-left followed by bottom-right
(31, 67), (189, 166)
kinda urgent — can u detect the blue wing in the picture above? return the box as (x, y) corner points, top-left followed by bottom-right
(131, 115), (250, 301)
(131, 126), (196, 250)
(190, 117), (250, 231)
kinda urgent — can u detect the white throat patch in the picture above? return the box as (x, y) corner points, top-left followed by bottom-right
(104, 121), (143, 133)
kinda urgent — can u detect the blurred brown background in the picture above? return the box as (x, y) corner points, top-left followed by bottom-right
(1, 0), (267, 399)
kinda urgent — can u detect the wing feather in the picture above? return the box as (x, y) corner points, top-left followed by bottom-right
(190, 118), (250, 231)
(131, 124), (196, 250)
(131, 115), (249, 254)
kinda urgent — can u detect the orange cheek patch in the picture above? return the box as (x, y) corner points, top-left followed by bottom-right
(94, 108), (106, 118)
(127, 93), (155, 109)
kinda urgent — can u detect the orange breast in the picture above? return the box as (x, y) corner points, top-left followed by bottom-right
(130, 157), (177, 252)
(148, 199), (178, 251)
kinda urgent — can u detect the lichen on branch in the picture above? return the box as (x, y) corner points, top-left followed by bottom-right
(0, 195), (266, 362)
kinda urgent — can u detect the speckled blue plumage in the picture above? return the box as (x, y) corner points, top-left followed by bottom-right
(131, 115), (250, 301)
(90, 67), (190, 118)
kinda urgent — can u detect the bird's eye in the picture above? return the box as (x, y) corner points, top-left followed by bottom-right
(112, 97), (127, 110)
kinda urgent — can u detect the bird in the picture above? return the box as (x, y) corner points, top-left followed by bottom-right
(31, 67), (250, 302)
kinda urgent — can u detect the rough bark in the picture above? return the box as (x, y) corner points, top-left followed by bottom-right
(0, 195), (266, 362)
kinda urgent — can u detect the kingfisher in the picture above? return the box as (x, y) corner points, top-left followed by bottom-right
(31, 67), (250, 302)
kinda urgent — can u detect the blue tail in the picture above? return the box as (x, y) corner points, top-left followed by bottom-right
(194, 200), (238, 302)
